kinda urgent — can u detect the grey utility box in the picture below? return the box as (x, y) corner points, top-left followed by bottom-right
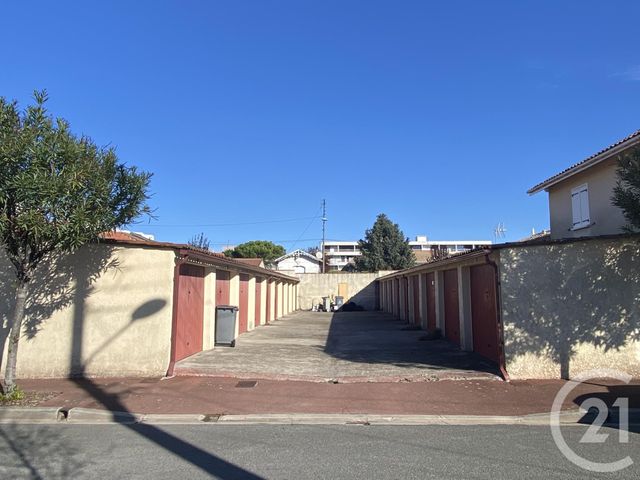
(215, 305), (239, 347)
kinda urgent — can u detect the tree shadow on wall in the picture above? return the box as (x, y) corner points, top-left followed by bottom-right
(0, 244), (118, 374)
(501, 238), (640, 379)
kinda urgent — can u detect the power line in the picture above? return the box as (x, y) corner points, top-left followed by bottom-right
(208, 238), (322, 246)
(132, 216), (322, 228)
(289, 205), (323, 252)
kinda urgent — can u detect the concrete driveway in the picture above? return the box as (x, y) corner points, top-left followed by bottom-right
(175, 311), (500, 382)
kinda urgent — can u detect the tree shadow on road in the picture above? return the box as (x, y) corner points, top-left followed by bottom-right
(66, 250), (265, 479)
(0, 425), (86, 479)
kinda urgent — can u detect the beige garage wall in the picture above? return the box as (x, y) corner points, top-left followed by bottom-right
(296, 272), (394, 311)
(499, 237), (640, 379)
(0, 244), (176, 378)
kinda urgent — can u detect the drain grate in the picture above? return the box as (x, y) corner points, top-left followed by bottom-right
(235, 380), (258, 388)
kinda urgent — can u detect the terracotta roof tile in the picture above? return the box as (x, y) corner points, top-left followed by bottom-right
(528, 129), (640, 194)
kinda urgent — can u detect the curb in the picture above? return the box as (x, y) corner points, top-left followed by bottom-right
(171, 370), (501, 384)
(66, 408), (143, 424)
(213, 412), (582, 426)
(0, 407), (62, 424)
(1, 408), (638, 427)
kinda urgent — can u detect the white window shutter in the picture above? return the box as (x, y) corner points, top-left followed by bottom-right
(571, 191), (581, 226)
(579, 189), (590, 225)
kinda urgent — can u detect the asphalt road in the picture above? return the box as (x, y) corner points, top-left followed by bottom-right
(0, 424), (637, 479)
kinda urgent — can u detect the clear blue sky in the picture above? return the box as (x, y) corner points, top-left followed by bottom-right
(2, 1), (639, 251)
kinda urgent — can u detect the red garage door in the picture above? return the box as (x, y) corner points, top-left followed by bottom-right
(216, 270), (230, 305)
(443, 269), (460, 345)
(470, 264), (500, 363)
(175, 264), (205, 361)
(412, 276), (420, 325)
(239, 274), (250, 334)
(425, 272), (436, 331)
(254, 277), (262, 328)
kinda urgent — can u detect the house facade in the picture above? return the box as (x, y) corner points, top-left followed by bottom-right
(274, 249), (322, 274)
(528, 129), (640, 239)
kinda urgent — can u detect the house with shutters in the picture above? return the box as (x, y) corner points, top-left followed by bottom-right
(527, 129), (640, 239)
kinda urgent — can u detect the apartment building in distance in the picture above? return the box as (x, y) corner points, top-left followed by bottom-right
(323, 236), (492, 271)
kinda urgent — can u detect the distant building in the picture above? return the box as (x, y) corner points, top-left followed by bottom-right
(408, 236), (492, 263)
(528, 129), (639, 239)
(323, 241), (361, 271)
(322, 236), (492, 271)
(274, 249), (322, 274)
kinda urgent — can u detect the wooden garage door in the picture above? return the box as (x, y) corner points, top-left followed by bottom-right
(216, 270), (230, 306)
(175, 264), (205, 361)
(425, 272), (436, 331)
(470, 264), (500, 363)
(239, 274), (250, 334)
(412, 276), (420, 325)
(443, 269), (461, 345)
(254, 277), (262, 328)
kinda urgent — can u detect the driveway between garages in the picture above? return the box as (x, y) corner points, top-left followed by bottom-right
(175, 311), (500, 382)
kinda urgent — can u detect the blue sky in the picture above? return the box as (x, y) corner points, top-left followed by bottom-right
(2, 1), (639, 251)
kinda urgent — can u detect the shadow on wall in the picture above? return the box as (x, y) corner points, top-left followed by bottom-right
(501, 239), (640, 379)
(345, 282), (379, 311)
(0, 244), (118, 374)
(322, 312), (498, 374)
(65, 257), (266, 478)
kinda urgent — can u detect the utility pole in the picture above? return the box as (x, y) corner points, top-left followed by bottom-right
(321, 199), (327, 273)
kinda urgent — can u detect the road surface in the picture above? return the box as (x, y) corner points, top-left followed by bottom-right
(0, 424), (637, 479)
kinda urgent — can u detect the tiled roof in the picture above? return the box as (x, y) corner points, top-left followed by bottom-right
(528, 129), (640, 194)
(97, 233), (297, 282)
(99, 231), (155, 243)
(274, 249), (321, 263)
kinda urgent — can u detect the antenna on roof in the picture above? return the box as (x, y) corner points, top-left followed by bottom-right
(493, 222), (507, 243)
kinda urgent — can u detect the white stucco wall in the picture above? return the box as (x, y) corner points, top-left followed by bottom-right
(276, 256), (320, 274)
(0, 244), (176, 378)
(499, 237), (640, 379)
(296, 272), (393, 311)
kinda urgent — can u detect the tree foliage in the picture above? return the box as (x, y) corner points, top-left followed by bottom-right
(223, 240), (286, 265)
(188, 232), (211, 250)
(0, 91), (151, 392)
(305, 246), (320, 256)
(355, 214), (415, 272)
(612, 147), (640, 232)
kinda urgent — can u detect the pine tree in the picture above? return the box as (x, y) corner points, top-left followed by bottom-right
(612, 148), (640, 232)
(355, 214), (415, 272)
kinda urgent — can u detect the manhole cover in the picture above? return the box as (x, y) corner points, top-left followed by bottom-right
(235, 380), (258, 388)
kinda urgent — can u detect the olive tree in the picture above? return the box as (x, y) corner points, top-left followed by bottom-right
(0, 91), (151, 393)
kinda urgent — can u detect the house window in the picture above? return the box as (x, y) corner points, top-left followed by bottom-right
(571, 183), (590, 229)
